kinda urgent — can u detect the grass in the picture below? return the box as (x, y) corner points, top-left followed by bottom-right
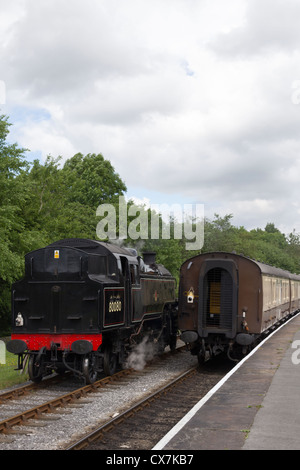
(0, 350), (29, 390)
(241, 429), (250, 439)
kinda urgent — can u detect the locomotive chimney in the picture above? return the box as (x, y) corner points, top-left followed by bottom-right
(143, 252), (156, 265)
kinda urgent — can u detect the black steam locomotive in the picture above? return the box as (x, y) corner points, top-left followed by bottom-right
(7, 239), (177, 383)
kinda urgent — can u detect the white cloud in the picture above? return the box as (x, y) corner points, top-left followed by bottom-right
(1, 0), (300, 234)
(210, 0), (300, 56)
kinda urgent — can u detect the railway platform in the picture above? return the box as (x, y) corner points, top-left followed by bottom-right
(153, 313), (300, 450)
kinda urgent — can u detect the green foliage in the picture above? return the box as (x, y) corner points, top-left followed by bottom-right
(202, 214), (300, 274)
(0, 115), (31, 331)
(0, 349), (29, 389)
(63, 153), (126, 208)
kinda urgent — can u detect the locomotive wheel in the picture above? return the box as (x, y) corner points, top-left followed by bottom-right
(28, 355), (44, 383)
(82, 354), (98, 384)
(103, 347), (117, 376)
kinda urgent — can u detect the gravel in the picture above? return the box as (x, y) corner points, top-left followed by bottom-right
(0, 349), (198, 450)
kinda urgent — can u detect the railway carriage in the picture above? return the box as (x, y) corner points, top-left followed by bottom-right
(7, 239), (177, 383)
(178, 252), (300, 363)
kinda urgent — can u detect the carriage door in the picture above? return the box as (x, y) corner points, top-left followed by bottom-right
(198, 259), (238, 338)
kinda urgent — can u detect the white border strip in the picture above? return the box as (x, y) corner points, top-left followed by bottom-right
(152, 311), (300, 450)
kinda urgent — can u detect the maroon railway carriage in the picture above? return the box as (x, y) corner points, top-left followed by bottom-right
(178, 252), (300, 363)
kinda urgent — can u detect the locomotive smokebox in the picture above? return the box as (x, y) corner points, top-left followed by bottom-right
(143, 252), (156, 265)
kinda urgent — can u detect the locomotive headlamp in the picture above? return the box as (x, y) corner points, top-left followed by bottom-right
(16, 312), (24, 327)
(242, 307), (248, 318)
(187, 287), (195, 303)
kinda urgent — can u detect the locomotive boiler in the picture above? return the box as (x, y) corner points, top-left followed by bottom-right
(7, 239), (177, 383)
(178, 252), (300, 363)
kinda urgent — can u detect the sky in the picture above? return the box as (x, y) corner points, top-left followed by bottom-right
(1, 0), (300, 235)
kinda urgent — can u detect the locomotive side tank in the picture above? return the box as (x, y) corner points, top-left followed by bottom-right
(7, 239), (177, 383)
(178, 252), (300, 362)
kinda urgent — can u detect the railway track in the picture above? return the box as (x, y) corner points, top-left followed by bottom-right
(3, 314), (293, 451)
(65, 356), (233, 450)
(0, 372), (72, 404)
(0, 368), (133, 438)
(0, 347), (199, 449)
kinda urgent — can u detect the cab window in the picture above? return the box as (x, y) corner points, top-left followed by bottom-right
(130, 264), (140, 285)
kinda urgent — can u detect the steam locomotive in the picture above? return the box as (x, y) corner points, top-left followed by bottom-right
(6, 239), (177, 383)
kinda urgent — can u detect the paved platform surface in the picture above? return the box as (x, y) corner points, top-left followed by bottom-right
(154, 314), (300, 450)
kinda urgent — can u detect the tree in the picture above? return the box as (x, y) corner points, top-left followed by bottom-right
(265, 222), (280, 233)
(286, 230), (300, 273)
(62, 153), (127, 208)
(202, 214), (237, 252)
(20, 156), (95, 242)
(0, 115), (31, 331)
(21, 153), (127, 243)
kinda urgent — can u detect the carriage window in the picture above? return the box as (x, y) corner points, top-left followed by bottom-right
(262, 276), (272, 310)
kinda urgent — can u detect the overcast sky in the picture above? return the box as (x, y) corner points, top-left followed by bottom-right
(1, 0), (300, 235)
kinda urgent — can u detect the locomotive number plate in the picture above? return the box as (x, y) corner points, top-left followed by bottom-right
(104, 288), (125, 326)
